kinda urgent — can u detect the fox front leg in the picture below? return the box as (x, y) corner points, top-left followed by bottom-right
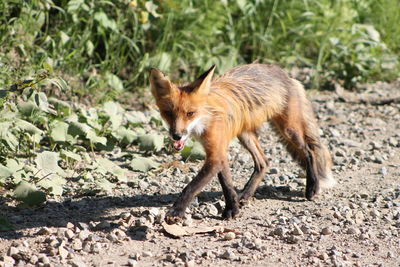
(165, 161), (220, 224)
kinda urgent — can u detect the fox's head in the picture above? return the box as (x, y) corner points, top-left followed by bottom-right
(149, 65), (215, 151)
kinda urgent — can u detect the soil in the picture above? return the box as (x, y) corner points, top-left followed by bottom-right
(1, 80), (400, 267)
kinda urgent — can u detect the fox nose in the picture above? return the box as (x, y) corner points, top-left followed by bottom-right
(171, 132), (182, 141)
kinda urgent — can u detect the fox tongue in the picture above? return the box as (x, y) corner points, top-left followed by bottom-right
(173, 140), (185, 151)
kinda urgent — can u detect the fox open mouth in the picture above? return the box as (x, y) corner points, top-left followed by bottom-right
(173, 140), (185, 151)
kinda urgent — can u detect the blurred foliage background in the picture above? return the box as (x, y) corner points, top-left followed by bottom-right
(1, 0), (399, 100)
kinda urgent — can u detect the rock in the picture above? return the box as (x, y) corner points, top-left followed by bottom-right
(379, 167), (387, 175)
(224, 232), (236, 241)
(66, 222), (75, 229)
(38, 254), (50, 264)
(142, 251), (153, 257)
(269, 168), (279, 174)
(220, 249), (236, 260)
(95, 221), (111, 230)
(319, 252), (329, 260)
(58, 246), (69, 260)
(36, 227), (52, 235)
(91, 243), (101, 254)
(370, 209), (380, 218)
(7, 246), (19, 258)
(347, 227), (361, 235)
(192, 213), (203, 220)
(65, 229), (75, 239)
(77, 222), (90, 230)
(78, 230), (90, 241)
(183, 216), (193, 227)
(127, 259), (139, 266)
(273, 227), (286, 237)
(72, 239), (83, 250)
(321, 227), (332, 235)
(3, 256), (15, 266)
(359, 233), (369, 240)
(107, 233), (119, 242)
(292, 224), (303, 235)
(30, 255), (38, 264)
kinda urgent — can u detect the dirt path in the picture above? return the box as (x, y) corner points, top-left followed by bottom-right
(1, 82), (399, 267)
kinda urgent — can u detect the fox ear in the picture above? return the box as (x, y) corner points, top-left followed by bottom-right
(189, 65), (216, 95)
(149, 68), (175, 100)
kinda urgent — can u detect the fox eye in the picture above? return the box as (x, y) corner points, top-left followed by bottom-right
(186, 111), (195, 118)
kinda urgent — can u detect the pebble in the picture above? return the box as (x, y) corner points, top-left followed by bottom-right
(321, 227), (332, 235)
(36, 227), (52, 235)
(65, 229), (75, 239)
(95, 221), (111, 230)
(127, 259), (139, 266)
(220, 249), (236, 260)
(347, 227), (361, 235)
(224, 232), (236, 241)
(69, 259), (87, 267)
(142, 251), (153, 257)
(292, 224), (303, 235)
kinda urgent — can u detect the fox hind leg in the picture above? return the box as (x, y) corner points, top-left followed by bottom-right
(238, 131), (268, 204)
(272, 90), (334, 200)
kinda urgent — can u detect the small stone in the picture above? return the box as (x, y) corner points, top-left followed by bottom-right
(359, 233), (369, 240)
(112, 229), (126, 239)
(77, 222), (90, 230)
(292, 224), (303, 235)
(192, 213), (203, 220)
(36, 227), (52, 235)
(183, 216), (193, 227)
(269, 168), (279, 174)
(370, 209), (380, 218)
(319, 252), (329, 260)
(91, 243), (101, 254)
(3, 256), (15, 265)
(78, 230), (90, 241)
(65, 229), (75, 239)
(7, 246), (19, 258)
(379, 167), (387, 176)
(224, 232), (236, 241)
(58, 246), (69, 260)
(72, 239), (83, 250)
(306, 248), (317, 257)
(220, 249), (236, 260)
(120, 212), (131, 219)
(321, 227), (332, 235)
(347, 227), (361, 235)
(30, 255), (38, 264)
(127, 259), (139, 266)
(95, 221), (111, 230)
(142, 251), (153, 257)
(106, 233), (119, 242)
(38, 254), (50, 264)
(273, 227), (286, 237)
(66, 222), (75, 229)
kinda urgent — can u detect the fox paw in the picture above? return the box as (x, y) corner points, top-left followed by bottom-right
(222, 207), (240, 220)
(165, 209), (184, 224)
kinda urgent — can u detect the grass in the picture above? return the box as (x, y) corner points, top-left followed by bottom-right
(0, 0), (399, 95)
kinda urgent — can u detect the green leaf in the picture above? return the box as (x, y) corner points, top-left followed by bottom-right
(130, 156), (159, 172)
(14, 181), (46, 206)
(138, 134), (164, 152)
(15, 119), (43, 135)
(49, 97), (71, 115)
(181, 141), (205, 161)
(35, 151), (64, 177)
(95, 178), (114, 192)
(126, 111), (147, 126)
(50, 121), (70, 142)
(103, 101), (123, 130)
(95, 158), (127, 182)
(0, 164), (13, 180)
(60, 149), (82, 162)
(17, 101), (40, 116)
(68, 121), (92, 136)
(47, 78), (69, 92)
(106, 72), (124, 91)
(112, 126), (137, 145)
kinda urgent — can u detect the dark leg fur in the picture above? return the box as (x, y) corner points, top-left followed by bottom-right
(238, 131), (268, 204)
(166, 161), (220, 224)
(217, 162), (240, 219)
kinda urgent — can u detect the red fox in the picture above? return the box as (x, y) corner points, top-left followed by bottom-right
(149, 64), (335, 224)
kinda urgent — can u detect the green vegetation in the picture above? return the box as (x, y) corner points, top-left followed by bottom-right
(0, 0), (398, 208)
(1, 0), (399, 94)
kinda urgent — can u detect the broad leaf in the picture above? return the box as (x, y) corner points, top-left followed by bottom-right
(181, 141), (205, 161)
(50, 121), (70, 142)
(138, 134), (164, 152)
(130, 156), (159, 172)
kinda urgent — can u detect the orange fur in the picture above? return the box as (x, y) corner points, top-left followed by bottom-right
(150, 64), (335, 223)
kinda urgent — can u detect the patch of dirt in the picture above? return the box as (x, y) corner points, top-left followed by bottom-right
(1, 81), (399, 267)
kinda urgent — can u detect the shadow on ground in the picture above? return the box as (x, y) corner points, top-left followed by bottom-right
(0, 185), (305, 240)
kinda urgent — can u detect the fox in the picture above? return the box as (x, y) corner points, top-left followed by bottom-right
(149, 63), (335, 224)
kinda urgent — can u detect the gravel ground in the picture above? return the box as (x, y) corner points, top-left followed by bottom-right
(1, 80), (400, 267)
